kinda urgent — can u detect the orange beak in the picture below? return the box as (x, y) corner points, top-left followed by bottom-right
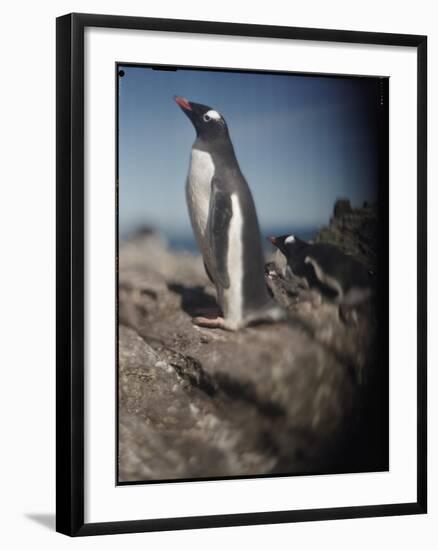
(174, 95), (192, 111)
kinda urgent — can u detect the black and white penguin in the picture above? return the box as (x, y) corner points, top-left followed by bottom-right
(174, 96), (284, 330)
(268, 234), (373, 305)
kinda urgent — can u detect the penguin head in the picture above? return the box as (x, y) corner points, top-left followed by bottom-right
(174, 96), (229, 141)
(267, 234), (308, 258)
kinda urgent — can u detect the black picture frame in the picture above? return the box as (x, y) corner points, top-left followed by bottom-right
(56, 12), (427, 537)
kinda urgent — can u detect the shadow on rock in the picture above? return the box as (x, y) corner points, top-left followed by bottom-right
(167, 282), (218, 317)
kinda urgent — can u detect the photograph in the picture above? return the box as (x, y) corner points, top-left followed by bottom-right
(116, 64), (389, 484)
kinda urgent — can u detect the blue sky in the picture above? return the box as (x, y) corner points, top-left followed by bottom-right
(118, 66), (382, 243)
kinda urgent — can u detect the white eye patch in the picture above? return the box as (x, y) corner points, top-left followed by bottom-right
(204, 109), (221, 121)
(285, 235), (295, 244)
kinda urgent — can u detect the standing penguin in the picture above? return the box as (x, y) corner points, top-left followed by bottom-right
(174, 96), (284, 330)
(268, 234), (374, 306)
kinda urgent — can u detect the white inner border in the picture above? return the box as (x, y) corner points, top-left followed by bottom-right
(84, 27), (418, 524)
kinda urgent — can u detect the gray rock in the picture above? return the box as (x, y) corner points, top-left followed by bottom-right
(118, 231), (386, 482)
(315, 201), (378, 271)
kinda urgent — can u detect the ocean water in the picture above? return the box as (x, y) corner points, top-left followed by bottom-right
(120, 218), (322, 252)
(167, 226), (321, 253)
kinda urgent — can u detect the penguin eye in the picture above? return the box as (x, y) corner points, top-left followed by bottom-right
(203, 113), (211, 122)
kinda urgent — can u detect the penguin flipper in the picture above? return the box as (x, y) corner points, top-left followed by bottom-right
(203, 260), (215, 284)
(304, 255), (343, 298)
(206, 178), (231, 289)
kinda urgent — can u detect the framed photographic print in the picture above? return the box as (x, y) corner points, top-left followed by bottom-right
(56, 13), (427, 536)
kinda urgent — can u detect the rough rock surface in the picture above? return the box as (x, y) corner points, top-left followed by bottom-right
(118, 213), (387, 483)
(315, 199), (378, 271)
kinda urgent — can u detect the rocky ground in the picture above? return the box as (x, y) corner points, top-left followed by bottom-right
(315, 199), (378, 271)
(118, 202), (388, 483)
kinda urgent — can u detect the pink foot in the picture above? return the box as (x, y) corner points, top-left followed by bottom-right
(192, 316), (226, 329)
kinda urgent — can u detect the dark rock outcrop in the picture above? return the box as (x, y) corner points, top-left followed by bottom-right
(315, 199), (378, 271)
(118, 223), (387, 483)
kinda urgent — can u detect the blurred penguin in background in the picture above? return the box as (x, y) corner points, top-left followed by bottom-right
(268, 234), (374, 308)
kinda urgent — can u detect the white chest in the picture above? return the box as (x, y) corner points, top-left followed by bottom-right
(186, 149), (215, 239)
